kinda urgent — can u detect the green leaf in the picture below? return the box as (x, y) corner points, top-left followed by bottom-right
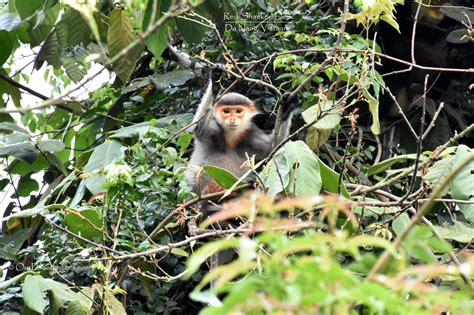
(29, 4), (60, 47)
(83, 140), (125, 193)
(0, 122), (29, 134)
(423, 154), (455, 197)
(150, 70), (196, 89)
(23, 275), (47, 313)
(284, 141), (322, 196)
(34, 30), (61, 69)
(16, 0), (45, 20)
(175, 8), (207, 44)
(203, 165), (239, 189)
(264, 141), (322, 196)
(368, 154), (418, 176)
(451, 145), (474, 223)
(110, 121), (153, 139)
(0, 30), (16, 66)
(362, 88), (380, 134)
(186, 238), (240, 277)
(17, 176), (39, 197)
(0, 228), (32, 260)
(9, 155), (49, 175)
(142, 0), (170, 58)
(0, 271), (34, 290)
(108, 8), (141, 82)
(37, 139), (65, 152)
(3, 205), (43, 220)
(317, 156), (350, 198)
(0, 12), (22, 31)
(65, 208), (103, 240)
(104, 290), (127, 315)
(441, 4), (474, 24)
(0, 142), (38, 164)
(83, 140), (125, 173)
(392, 212), (409, 236)
(65, 9), (92, 47)
(264, 150), (289, 197)
(434, 220), (474, 243)
(171, 247), (189, 257)
(301, 100), (342, 130)
(305, 127), (331, 151)
(446, 29), (470, 44)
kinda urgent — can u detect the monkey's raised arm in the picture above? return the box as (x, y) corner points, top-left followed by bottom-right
(187, 79), (225, 143)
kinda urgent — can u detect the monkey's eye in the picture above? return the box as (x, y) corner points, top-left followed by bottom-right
(236, 109), (243, 114)
(223, 109), (230, 114)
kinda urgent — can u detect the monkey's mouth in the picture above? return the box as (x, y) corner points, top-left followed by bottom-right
(227, 124), (238, 129)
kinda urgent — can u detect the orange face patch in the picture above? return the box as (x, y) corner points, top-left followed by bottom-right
(214, 103), (258, 147)
(216, 105), (248, 123)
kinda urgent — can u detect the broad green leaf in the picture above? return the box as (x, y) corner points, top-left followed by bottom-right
(65, 9), (91, 47)
(17, 176), (39, 197)
(37, 139), (65, 152)
(423, 154), (455, 197)
(362, 88), (380, 134)
(284, 141), (322, 196)
(150, 70), (196, 89)
(83, 140), (125, 173)
(435, 220), (474, 243)
(446, 29), (470, 44)
(0, 271), (34, 290)
(451, 145), (474, 223)
(1, 132), (30, 144)
(316, 156), (349, 198)
(301, 100), (342, 130)
(392, 212), (409, 236)
(83, 140), (125, 193)
(368, 154), (418, 176)
(64, 208), (103, 240)
(142, 0), (170, 58)
(34, 30), (61, 69)
(175, 7), (207, 44)
(0, 30), (16, 66)
(0, 12), (22, 31)
(23, 275), (47, 313)
(305, 127), (331, 151)
(29, 4), (60, 47)
(9, 155), (49, 175)
(0, 228), (32, 260)
(171, 247), (189, 257)
(108, 8), (141, 82)
(203, 165), (239, 189)
(441, 4), (474, 24)
(16, 0), (45, 20)
(264, 150), (290, 197)
(0, 122), (29, 134)
(3, 205), (43, 220)
(186, 238), (240, 277)
(0, 142), (38, 164)
(104, 290), (127, 315)
(110, 121), (153, 139)
(263, 141), (322, 197)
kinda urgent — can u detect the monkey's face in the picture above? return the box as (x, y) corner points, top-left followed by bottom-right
(214, 104), (257, 131)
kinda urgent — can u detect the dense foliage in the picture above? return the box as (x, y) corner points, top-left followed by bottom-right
(0, 0), (473, 314)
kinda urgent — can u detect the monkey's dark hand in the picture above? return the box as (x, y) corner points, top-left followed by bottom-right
(245, 174), (257, 188)
(281, 92), (299, 119)
(210, 63), (226, 95)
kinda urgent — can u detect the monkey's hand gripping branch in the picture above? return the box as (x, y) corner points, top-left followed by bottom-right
(164, 44), (226, 79)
